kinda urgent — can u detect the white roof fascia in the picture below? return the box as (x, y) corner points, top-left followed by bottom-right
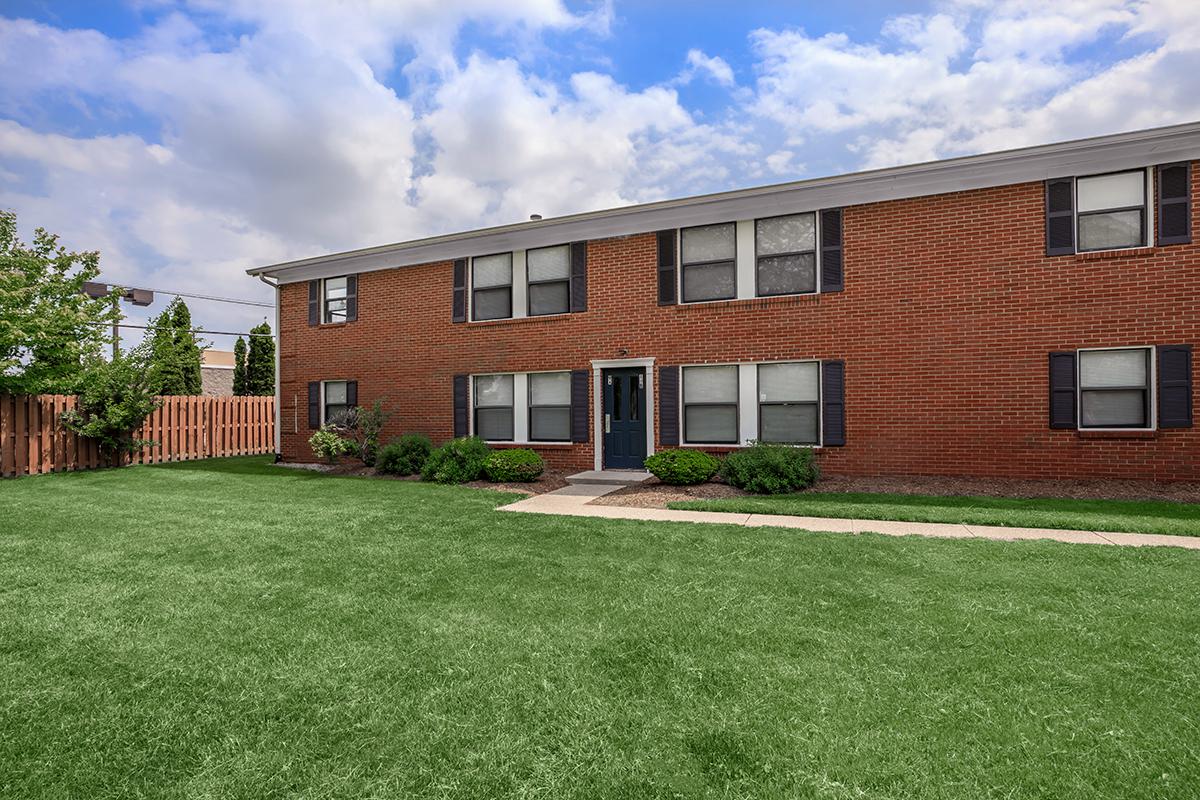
(248, 122), (1200, 284)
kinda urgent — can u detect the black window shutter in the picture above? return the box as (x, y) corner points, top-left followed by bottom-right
(1048, 352), (1078, 428)
(345, 275), (358, 322)
(658, 365), (680, 446)
(1045, 178), (1075, 256)
(656, 230), (677, 305)
(821, 360), (845, 446)
(1157, 163), (1191, 245)
(452, 259), (467, 323)
(820, 209), (844, 293)
(308, 280), (320, 326)
(453, 374), (469, 437)
(1158, 345), (1193, 428)
(570, 242), (588, 313)
(345, 380), (358, 409)
(307, 381), (320, 428)
(570, 369), (590, 442)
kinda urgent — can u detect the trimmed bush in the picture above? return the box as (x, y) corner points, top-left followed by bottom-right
(421, 436), (490, 484)
(643, 448), (720, 485)
(721, 442), (818, 494)
(308, 426), (354, 465)
(376, 434), (433, 476)
(483, 448), (545, 482)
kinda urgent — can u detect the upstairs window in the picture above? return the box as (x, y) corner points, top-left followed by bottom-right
(529, 372), (571, 441)
(527, 245), (571, 316)
(756, 214), (816, 296)
(758, 362), (820, 444)
(680, 224), (736, 303)
(1077, 170), (1146, 251)
(1079, 348), (1152, 429)
(323, 380), (349, 425)
(474, 374), (514, 440)
(683, 365), (739, 443)
(323, 277), (348, 323)
(472, 253), (513, 321)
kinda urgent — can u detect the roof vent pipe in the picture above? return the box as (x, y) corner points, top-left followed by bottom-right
(529, 214), (542, 221)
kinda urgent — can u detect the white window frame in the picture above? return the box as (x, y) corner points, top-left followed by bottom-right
(1076, 345), (1156, 431)
(677, 360), (824, 448)
(680, 363), (741, 445)
(756, 361), (821, 445)
(322, 277), (348, 324)
(753, 213), (820, 299)
(1073, 168), (1154, 253)
(469, 370), (573, 445)
(525, 245), (572, 318)
(674, 216), (826, 305)
(320, 379), (349, 426)
(470, 252), (515, 322)
(527, 370), (573, 442)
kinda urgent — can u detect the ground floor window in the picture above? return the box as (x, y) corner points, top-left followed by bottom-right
(757, 362), (819, 444)
(474, 374), (514, 440)
(1079, 347), (1152, 428)
(529, 372), (571, 441)
(323, 380), (349, 425)
(683, 365), (739, 443)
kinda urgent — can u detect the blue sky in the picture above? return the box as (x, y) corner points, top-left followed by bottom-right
(2, 0), (1198, 343)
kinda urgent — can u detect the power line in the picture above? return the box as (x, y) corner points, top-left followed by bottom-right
(135, 286), (274, 308)
(86, 322), (275, 338)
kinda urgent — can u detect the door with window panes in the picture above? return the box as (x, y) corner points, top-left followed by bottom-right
(602, 368), (646, 469)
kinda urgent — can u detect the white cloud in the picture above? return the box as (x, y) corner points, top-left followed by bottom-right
(674, 49), (736, 87)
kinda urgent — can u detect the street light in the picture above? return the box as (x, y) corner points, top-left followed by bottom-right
(81, 282), (155, 357)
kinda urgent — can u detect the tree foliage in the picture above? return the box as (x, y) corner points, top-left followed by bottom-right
(0, 209), (119, 394)
(60, 343), (160, 465)
(147, 297), (206, 395)
(245, 321), (275, 396)
(232, 336), (247, 396)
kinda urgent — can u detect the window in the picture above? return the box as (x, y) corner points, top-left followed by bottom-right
(1079, 348), (1152, 429)
(472, 253), (512, 321)
(680, 223), (736, 302)
(474, 374), (514, 440)
(1077, 170), (1146, 251)
(527, 245), (571, 316)
(756, 214), (816, 296)
(529, 372), (571, 441)
(758, 362), (819, 443)
(323, 380), (349, 425)
(323, 277), (348, 323)
(683, 365), (738, 443)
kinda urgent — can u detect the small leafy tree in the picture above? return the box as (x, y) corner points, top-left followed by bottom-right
(334, 399), (391, 466)
(60, 343), (159, 465)
(245, 321), (275, 396)
(0, 209), (119, 394)
(232, 336), (248, 396)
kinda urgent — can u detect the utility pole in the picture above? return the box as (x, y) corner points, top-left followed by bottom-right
(81, 282), (154, 358)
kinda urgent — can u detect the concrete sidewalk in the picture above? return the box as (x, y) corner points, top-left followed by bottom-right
(498, 484), (1200, 549)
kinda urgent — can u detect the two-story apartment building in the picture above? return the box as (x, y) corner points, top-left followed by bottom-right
(248, 123), (1200, 481)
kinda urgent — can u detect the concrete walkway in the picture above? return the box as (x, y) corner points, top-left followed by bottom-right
(499, 484), (1200, 549)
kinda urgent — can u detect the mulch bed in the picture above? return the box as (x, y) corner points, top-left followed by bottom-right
(274, 461), (570, 495)
(592, 473), (1200, 508)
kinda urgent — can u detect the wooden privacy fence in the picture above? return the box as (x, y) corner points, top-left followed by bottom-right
(0, 395), (275, 477)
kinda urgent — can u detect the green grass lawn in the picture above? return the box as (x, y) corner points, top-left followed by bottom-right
(2, 457), (1199, 799)
(670, 491), (1200, 536)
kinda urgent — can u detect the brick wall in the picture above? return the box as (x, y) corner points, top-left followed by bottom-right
(278, 164), (1200, 480)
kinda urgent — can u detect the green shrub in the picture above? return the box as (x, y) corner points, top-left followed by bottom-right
(643, 448), (720, 485)
(308, 426), (354, 465)
(721, 442), (818, 494)
(376, 434), (433, 476)
(483, 448), (545, 482)
(421, 436), (490, 484)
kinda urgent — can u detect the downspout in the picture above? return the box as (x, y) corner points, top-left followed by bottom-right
(258, 274), (282, 461)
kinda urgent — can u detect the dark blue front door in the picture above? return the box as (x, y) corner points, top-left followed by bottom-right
(603, 368), (647, 469)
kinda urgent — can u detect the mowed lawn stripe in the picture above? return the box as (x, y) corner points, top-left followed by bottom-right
(1, 457), (1198, 799)
(670, 491), (1200, 537)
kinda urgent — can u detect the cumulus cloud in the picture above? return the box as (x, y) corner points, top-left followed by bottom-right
(2, 0), (1199, 341)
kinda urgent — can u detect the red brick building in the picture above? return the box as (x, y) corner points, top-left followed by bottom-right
(249, 124), (1199, 480)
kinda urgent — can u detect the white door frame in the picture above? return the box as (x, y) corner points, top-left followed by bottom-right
(591, 357), (655, 471)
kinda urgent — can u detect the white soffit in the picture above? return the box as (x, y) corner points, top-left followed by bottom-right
(248, 122), (1200, 284)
